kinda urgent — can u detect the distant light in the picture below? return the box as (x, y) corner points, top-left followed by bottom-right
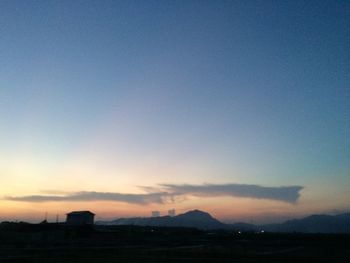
(238, 231), (241, 234)
(261, 230), (265, 233)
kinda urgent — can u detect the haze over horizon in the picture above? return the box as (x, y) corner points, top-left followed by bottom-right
(0, 0), (349, 224)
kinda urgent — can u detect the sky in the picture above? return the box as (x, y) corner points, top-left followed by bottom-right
(0, 0), (349, 224)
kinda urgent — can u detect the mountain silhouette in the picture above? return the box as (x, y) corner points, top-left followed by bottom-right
(172, 210), (227, 229)
(263, 213), (350, 233)
(97, 209), (227, 230)
(97, 211), (350, 233)
(176, 209), (213, 220)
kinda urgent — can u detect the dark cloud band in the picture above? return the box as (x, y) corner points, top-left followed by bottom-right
(161, 183), (303, 203)
(5, 191), (168, 204)
(4, 183), (303, 204)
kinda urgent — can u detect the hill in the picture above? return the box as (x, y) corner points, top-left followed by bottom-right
(97, 209), (227, 230)
(97, 210), (350, 233)
(263, 213), (350, 233)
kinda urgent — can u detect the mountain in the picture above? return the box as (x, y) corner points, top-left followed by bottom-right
(171, 210), (227, 229)
(335, 213), (350, 220)
(96, 211), (350, 233)
(262, 213), (350, 233)
(96, 209), (227, 230)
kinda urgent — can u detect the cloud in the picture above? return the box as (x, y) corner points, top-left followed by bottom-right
(4, 183), (303, 204)
(160, 183), (303, 204)
(5, 191), (169, 204)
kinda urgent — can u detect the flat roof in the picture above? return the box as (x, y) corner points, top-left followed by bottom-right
(67, 211), (95, 215)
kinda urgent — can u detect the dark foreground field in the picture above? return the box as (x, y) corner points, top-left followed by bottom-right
(0, 223), (349, 262)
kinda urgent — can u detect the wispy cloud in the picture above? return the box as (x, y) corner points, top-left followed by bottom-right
(5, 191), (169, 204)
(160, 183), (303, 204)
(4, 183), (303, 204)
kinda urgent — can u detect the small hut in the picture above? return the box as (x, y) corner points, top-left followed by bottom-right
(66, 211), (95, 225)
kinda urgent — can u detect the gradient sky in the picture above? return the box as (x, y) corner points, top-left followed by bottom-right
(0, 0), (349, 223)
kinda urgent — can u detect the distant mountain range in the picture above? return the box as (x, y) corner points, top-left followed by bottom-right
(97, 210), (227, 230)
(97, 210), (350, 233)
(96, 210), (350, 233)
(262, 213), (350, 233)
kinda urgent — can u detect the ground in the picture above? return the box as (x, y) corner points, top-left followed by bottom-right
(0, 223), (349, 262)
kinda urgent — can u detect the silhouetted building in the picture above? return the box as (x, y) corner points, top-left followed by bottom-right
(66, 211), (95, 225)
(151, 211), (160, 217)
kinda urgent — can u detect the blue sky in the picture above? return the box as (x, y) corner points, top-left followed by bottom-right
(0, 0), (349, 222)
